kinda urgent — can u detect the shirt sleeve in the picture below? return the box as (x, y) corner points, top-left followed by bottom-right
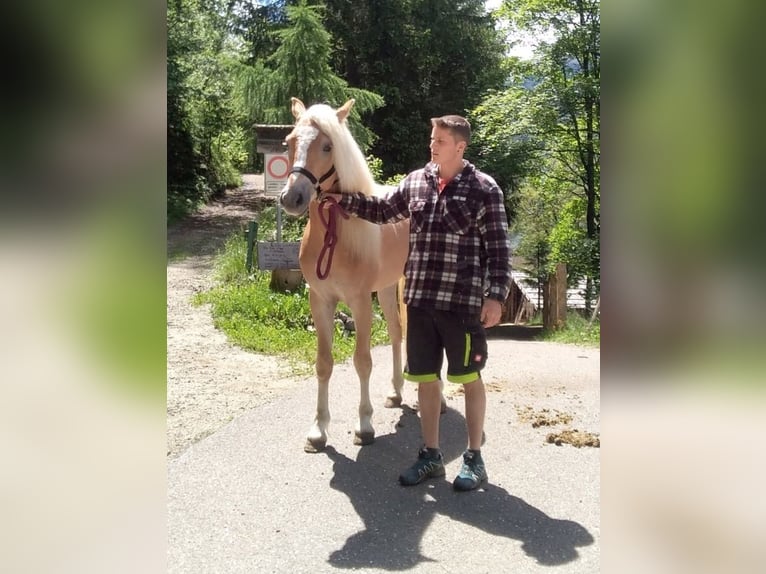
(479, 181), (512, 302)
(336, 181), (411, 224)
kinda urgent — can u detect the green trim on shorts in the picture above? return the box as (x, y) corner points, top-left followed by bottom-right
(463, 333), (471, 366)
(403, 372), (441, 383)
(447, 371), (481, 384)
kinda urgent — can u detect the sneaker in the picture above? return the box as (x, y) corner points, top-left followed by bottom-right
(399, 448), (446, 486)
(453, 450), (488, 491)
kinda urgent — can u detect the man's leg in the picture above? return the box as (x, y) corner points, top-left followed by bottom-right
(418, 379), (443, 449)
(463, 378), (486, 451)
(399, 382), (445, 486)
(399, 307), (445, 486)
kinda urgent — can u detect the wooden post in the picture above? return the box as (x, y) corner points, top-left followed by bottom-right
(269, 269), (304, 292)
(543, 263), (567, 330)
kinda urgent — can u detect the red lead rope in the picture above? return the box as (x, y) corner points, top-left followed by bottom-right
(316, 195), (350, 280)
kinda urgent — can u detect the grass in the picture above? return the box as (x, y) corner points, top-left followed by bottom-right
(194, 231), (391, 373)
(533, 312), (601, 346)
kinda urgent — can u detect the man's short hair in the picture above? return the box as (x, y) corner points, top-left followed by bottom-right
(431, 115), (471, 145)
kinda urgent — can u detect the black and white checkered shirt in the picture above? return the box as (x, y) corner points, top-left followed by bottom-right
(338, 161), (511, 317)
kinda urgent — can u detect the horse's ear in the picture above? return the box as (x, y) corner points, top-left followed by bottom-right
(291, 98), (306, 119)
(336, 99), (355, 123)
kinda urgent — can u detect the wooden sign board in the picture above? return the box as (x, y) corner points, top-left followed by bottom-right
(257, 242), (301, 270)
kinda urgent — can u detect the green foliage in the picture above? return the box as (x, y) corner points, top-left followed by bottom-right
(210, 126), (249, 189)
(548, 197), (599, 283)
(238, 0), (385, 152)
(476, 0), (600, 304)
(536, 312), (600, 347)
(168, 0), (249, 220)
(469, 86), (544, 218)
(197, 231), (391, 370)
(322, 0), (507, 176)
(366, 155), (405, 187)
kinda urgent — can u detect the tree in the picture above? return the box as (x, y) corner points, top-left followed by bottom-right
(490, 0), (600, 312)
(238, 0), (384, 152)
(322, 0), (508, 176)
(168, 0), (248, 219)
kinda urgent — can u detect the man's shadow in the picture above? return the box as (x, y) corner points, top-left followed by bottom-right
(324, 406), (594, 570)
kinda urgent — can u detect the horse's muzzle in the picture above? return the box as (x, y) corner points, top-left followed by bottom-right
(279, 180), (312, 216)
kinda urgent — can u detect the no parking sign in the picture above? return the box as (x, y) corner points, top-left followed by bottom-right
(264, 153), (289, 196)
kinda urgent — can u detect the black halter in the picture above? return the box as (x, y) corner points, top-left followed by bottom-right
(290, 165), (337, 193)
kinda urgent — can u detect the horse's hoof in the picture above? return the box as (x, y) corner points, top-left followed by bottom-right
(304, 438), (326, 453)
(384, 395), (402, 408)
(353, 431), (375, 446)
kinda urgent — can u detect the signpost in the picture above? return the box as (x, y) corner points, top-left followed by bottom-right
(264, 153), (289, 196)
(252, 124), (302, 289)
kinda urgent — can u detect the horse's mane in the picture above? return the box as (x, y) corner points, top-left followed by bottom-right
(302, 104), (377, 197)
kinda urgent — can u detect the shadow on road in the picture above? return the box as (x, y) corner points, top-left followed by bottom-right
(486, 323), (543, 341)
(324, 407), (593, 570)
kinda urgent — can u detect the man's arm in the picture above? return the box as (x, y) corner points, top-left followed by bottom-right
(479, 182), (512, 308)
(323, 184), (410, 224)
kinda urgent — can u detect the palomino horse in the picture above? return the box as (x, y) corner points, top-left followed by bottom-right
(279, 97), (409, 452)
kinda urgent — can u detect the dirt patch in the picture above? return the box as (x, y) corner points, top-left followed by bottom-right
(445, 380), (504, 397)
(516, 405), (574, 428)
(546, 429), (601, 448)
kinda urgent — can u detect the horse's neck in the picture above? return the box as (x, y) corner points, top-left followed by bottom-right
(307, 199), (380, 260)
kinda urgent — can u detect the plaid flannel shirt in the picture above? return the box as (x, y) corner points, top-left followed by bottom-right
(338, 160), (511, 317)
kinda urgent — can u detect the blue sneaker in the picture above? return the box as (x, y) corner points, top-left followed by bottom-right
(399, 448), (445, 486)
(453, 449), (487, 491)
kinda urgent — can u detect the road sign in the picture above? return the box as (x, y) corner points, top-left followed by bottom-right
(264, 153), (289, 196)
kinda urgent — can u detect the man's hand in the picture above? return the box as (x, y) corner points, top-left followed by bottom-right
(480, 298), (503, 328)
(320, 192), (342, 204)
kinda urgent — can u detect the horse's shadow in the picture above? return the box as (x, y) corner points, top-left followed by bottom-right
(324, 406), (594, 570)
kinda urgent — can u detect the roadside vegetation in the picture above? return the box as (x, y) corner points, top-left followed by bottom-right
(194, 224), (390, 373)
(532, 312), (600, 347)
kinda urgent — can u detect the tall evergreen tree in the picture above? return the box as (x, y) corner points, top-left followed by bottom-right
(238, 0), (384, 151)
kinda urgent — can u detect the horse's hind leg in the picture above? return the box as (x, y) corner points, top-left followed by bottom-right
(305, 290), (335, 453)
(377, 283), (404, 408)
(347, 295), (375, 445)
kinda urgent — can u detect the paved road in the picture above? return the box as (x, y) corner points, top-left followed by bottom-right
(168, 339), (599, 573)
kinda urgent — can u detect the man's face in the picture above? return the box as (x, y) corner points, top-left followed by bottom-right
(429, 126), (464, 167)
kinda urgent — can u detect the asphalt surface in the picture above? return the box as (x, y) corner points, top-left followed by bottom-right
(168, 338), (600, 573)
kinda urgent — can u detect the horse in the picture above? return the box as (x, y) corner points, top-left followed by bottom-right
(279, 97), (409, 452)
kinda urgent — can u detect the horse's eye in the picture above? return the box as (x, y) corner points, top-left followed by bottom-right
(323, 144), (332, 153)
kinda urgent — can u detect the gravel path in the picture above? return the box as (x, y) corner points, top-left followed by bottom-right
(167, 175), (302, 457)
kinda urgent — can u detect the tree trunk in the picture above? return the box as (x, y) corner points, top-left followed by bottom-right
(543, 263), (567, 330)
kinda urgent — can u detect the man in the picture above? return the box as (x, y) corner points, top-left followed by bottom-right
(326, 115), (511, 491)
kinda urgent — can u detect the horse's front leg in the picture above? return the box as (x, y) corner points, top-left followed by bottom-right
(305, 290), (336, 453)
(347, 295), (374, 445)
(377, 283), (404, 408)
